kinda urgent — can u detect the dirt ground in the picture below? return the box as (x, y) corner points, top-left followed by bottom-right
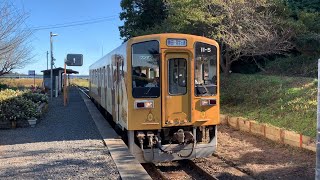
(214, 125), (315, 180)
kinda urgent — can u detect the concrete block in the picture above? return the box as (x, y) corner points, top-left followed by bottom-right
(283, 130), (300, 148)
(302, 135), (312, 144)
(228, 117), (239, 129)
(250, 121), (264, 136)
(220, 114), (228, 125)
(265, 125), (281, 142)
(302, 135), (316, 152)
(222, 114), (317, 152)
(238, 118), (250, 132)
(303, 143), (316, 152)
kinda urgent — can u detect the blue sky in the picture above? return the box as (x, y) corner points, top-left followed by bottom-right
(10, 0), (123, 75)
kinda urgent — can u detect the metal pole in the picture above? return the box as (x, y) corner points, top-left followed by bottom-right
(50, 32), (53, 101)
(316, 58), (320, 180)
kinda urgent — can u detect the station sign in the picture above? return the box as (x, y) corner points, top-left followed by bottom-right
(66, 54), (83, 66)
(28, 70), (35, 76)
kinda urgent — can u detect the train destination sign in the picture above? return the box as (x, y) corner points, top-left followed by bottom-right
(166, 38), (187, 47)
(66, 54), (83, 66)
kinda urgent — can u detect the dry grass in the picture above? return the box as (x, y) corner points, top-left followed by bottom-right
(70, 78), (89, 88)
(0, 78), (43, 88)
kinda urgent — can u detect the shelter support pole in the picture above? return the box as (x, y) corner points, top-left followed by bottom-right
(64, 63), (67, 106)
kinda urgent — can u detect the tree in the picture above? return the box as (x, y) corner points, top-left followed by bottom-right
(119, 0), (167, 41)
(0, 2), (33, 76)
(212, 0), (294, 74)
(143, 0), (294, 74)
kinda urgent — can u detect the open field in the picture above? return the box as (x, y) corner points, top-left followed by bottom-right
(221, 73), (317, 137)
(0, 78), (43, 89)
(70, 78), (89, 88)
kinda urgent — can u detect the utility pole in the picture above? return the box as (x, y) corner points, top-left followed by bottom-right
(50, 32), (58, 101)
(46, 51), (49, 70)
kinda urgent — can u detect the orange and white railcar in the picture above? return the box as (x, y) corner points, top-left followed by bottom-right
(89, 33), (220, 163)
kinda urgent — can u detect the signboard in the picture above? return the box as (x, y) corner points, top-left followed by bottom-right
(166, 38), (187, 47)
(66, 54), (83, 66)
(28, 70), (35, 76)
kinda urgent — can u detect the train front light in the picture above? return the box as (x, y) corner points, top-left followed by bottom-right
(200, 99), (216, 106)
(134, 100), (154, 109)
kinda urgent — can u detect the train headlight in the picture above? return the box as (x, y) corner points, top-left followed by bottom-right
(200, 99), (216, 106)
(145, 101), (154, 108)
(134, 100), (154, 109)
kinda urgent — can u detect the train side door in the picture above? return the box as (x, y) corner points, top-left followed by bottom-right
(115, 61), (120, 125)
(163, 52), (191, 126)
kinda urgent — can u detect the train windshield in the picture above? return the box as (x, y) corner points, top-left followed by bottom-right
(132, 40), (160, 98)
(194, 42), (217, 96)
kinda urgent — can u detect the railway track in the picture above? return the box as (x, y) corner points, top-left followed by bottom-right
(143, 160), (218, 180)
(77, 87), (253, 180)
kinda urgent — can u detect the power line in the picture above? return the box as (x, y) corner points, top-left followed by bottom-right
(31, 15), (118, 30)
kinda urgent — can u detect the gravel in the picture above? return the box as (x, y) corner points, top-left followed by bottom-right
(215, 125), (315, 180)
(0, 88), (120, 179)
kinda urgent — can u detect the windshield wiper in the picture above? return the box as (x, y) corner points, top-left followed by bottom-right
(199, 83), (210, 95)
(145, 86), (152, 95)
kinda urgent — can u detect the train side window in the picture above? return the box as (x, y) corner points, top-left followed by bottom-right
(168, 58), (187, 95)
(107, 65), (111, 87)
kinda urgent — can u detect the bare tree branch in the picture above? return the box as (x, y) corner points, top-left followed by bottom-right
(208, 0), (294, 74)
(0, 2), (33, 76)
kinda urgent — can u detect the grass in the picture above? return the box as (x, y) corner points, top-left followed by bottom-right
(70, 78), (89, 88)
(0, 78), (43, 89)
(221, 73), (317, 137)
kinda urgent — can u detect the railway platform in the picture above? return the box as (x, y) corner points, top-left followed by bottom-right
(0, 87), (151, 180)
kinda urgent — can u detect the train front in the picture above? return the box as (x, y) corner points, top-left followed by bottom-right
(127, 34), (220, 163)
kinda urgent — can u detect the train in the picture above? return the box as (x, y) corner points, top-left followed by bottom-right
(89, 33), (220, 163)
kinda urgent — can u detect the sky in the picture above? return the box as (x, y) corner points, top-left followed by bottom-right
(9, 0), (123, 75)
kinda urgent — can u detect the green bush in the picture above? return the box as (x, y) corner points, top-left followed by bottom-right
(0, 89), (24, 101)
(22, 92), (48, 104)
(0, 89), (47, 123)
(263, 55), (318, 78)
(0, 97), (39, 121)
(0, 84), (9, 90)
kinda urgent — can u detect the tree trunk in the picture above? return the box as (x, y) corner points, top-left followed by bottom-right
(221, 52), (231, 76)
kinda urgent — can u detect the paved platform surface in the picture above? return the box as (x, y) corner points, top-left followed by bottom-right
(79, 89), (152, 180)
(0, 87), (120, 179)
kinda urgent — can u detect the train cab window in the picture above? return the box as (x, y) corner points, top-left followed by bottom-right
(168, 58), (187, 95)
(194, 42), (217, 96)
(132, 40), (160, 98)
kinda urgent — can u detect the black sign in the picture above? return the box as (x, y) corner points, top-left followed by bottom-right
(66, 54), (83, 66)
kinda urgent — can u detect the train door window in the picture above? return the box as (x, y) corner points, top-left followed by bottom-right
(168, 58), (187, 95)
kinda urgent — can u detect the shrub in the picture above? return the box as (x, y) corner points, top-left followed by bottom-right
(22, 92), (48, 104)
(263, 55), (318, 78)
(0, 97), (39, 121)
(0, 89), (47, 124)
(0, 89), (24, 101)
(0, 84), (9, 90)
